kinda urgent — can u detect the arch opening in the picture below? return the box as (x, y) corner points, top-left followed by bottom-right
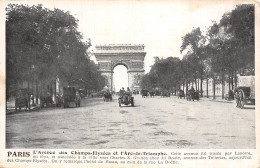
(113, 65), (128, 92)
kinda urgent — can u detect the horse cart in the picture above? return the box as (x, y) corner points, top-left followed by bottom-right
(15, 89), (31, 111)
(141, 89), (149, 98)
(186, 90), (199, 101)
(63, 87), (81, 108)
(118, 92), (134, 107)
(178, 90), (185, 99)
(235, 76), (255, 109)
(103, 91), (112, 102)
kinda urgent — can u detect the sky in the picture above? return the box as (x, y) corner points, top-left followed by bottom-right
(3, 0), (237, 90)
(7, 0), (237, 73)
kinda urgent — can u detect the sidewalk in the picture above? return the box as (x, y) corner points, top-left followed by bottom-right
(172, 95), (235, 104)
(200, 96), (236, 104)
(6, 98), (41, 114)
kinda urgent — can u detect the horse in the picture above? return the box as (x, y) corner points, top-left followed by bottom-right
(103, 92), (112, 102)
(149, 91), (155, 97)
(161, 90), (170, 98)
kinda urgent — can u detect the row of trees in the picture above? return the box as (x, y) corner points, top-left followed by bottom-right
(6, 4), (105, 96)
(140, 4), (254, 98)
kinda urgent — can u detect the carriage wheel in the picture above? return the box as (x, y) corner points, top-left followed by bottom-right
(119, 99), (121, 107)
(131, 98), (134, 107)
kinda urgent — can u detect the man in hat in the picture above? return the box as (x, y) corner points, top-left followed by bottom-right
(119, 87), (125, 98)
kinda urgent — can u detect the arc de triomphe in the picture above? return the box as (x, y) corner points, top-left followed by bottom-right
(94, 44), (146, 91)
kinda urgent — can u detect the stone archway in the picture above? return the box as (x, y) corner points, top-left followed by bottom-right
(94, 44), (146, 91)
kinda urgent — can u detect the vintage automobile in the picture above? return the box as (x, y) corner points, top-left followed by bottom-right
(235, 76), (255, 109)
(118, 92), (134, 107)
(63, 87), (81, 108)
(15, 89), (30, 111)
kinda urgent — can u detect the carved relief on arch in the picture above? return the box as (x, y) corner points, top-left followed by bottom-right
(111, 61), (129, 70)
(99, 62), (112, 71)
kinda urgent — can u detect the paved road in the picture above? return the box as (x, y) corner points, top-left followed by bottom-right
(6, 95), (255, 148)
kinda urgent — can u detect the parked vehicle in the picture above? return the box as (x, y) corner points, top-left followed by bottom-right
(235, 76), (255, 109)
(63, 87), (81, 108)
(15, 89), (30, 111)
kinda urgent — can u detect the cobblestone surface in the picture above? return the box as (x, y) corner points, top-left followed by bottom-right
(6, 95), (255, 148)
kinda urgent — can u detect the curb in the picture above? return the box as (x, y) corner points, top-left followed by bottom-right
(6, 106), (41, 114)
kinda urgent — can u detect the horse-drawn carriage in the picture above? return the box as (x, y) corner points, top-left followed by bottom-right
(149, 91), (155, 97)
(63, 87), (81, 108)
(141, 89), (149, 98)
(186, 90), (199, 101)
(235, 76), (255, 109)
(103, 91), (112, 102)
(15, 89), (31, 111)
(118, 92), (134, 107)
(40, 93), (53, 108)
(161, 90), (170, 97)
(178, 90), (185, 99)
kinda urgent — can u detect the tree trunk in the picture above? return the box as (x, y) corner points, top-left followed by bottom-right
(197, 79), (200, 90)
(231, 71), (234, 90)
(36, 80), (38, 104)
(228, 71), (231, 91)
(194, 79), (197, 91)
(206, 78), (209, 98)
(221, 73), (225, 99)
(174, 84), (177, 96)
(186, 81), (188, 94)
(234, 71), (237, 88)
(200, 77), (203, 97)
(213, 78), (216, 99)
(54, 80), (57, 104)
(27, 80), (31, 109)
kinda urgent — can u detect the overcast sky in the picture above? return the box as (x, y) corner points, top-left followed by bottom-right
(9, 0), (237, 73)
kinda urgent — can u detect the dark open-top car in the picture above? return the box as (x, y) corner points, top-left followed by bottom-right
(118, 92), (134, 107)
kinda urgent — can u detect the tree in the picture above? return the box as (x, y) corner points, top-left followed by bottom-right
(205, 4), (254, 98)
(6, 4), (105, 97)
(180, 28), (206, 96)
(141, 57), (181, 92)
